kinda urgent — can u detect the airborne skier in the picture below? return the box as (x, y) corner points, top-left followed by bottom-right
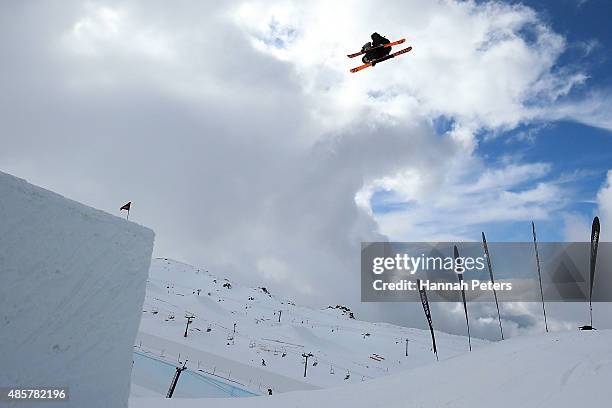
(347, 33), (412, 73)
(361, 32), (392, 66)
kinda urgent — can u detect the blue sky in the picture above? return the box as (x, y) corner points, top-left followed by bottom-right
(522, 0), (612, 89)
(370, 0), (612, 243)
(482, 0), (612, 241)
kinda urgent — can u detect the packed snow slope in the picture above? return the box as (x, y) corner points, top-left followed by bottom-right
(0, 171), (155, 408)
(131, 329), (612, 408)
(133, 258), (485, 396)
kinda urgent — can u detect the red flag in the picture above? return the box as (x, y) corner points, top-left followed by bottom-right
(120, 201), (131, 211)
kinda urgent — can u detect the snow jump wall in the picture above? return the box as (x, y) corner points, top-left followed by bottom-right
(0, 171), (154, 407)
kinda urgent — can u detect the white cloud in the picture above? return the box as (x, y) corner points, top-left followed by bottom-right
(562, 170), (612, 242)
(227, 0), (602, 246)
(232, 0), (603, 133)
(1, 0), (610, 336)
(543, 90), (612, 131)
(363, 158), (567, 241)
(596, 171), (612, 240)
(432, 301), (576, 341)
(562, 212), (592, 241)
(64, 4), (175, 60)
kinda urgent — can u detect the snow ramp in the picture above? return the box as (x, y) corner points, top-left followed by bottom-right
(0, 171), (155, 408)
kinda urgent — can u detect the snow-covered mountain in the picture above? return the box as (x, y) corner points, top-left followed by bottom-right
(131, 258), (484, 397)
(130, 258), (612, 408)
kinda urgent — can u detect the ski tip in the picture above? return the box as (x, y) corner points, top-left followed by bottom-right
(350, 64), (371, 73)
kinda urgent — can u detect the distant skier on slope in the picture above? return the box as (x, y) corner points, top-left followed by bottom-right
(361, 32), (391, 66)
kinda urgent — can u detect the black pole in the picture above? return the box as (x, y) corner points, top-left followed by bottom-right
(405, 338), (408, 357)
(531, 222), (548, 333)
(454, 246), (472, 351)
(417, 280), (438, 361)
(184, 315), (194, 338)
(278, 310), (282, 323)
(233, 323), (236, 334)
(166, 360), (187, 398)
(302, 353), (312, 377)
(589, 216), (600, 328)
(482, 232), (504, 340)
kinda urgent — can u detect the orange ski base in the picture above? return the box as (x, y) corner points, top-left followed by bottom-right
(350, 46), (412, 73)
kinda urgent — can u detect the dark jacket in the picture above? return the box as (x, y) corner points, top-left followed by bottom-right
(363, 33), (391, 61)
(371, 32), (390, 47)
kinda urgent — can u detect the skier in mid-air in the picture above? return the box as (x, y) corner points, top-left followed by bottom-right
(361, 33), (391, 66)
(347, 33), (412, 73)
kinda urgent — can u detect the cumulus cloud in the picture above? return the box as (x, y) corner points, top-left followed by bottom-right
(563, 170), (612, 242)
(362, 157), (570, 241)
(234, 0), (597, 131)
(596, 171), (612, 235)
(431, 302), (574, 341)
(0, 0), (609, 338)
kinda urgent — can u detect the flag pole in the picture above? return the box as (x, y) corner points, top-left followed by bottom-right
(454, 245), (471, 351)
(589, 216), (600, 328)
(482, 232), (504, 340)
(532, 222), (548, 333)
(120, 201), (132, 221)
(417, 279), (438, 361)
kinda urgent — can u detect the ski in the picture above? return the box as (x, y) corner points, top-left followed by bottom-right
(350, 46), (412, 73)
(347, 38), (406, 58)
